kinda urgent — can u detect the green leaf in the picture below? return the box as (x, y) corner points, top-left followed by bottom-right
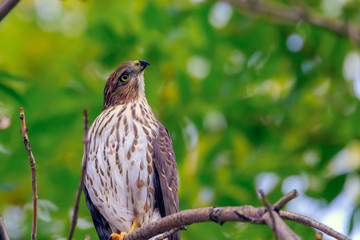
(0, 82), (23, 102)
(0, 71), (28, 82)
(323, 174), (347, 202)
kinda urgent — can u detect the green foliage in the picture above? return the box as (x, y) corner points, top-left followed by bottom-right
(1, 0), (360, 239)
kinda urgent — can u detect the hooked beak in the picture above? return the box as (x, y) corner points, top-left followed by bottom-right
(138, 60), (150, 71)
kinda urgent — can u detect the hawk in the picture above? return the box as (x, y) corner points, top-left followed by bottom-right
(83, 60), (180, 240)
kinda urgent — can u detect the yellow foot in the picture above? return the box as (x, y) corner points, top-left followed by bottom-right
(108, 218), (139, 240)
(108, 232), (127, 240)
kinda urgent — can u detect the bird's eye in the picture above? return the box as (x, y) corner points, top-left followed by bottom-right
(120, 73), (129, 82)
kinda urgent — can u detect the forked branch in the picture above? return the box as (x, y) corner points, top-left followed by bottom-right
(258, 190), (299, 240)
(124, 190), (349, 240)
(19, 107), (38, 240)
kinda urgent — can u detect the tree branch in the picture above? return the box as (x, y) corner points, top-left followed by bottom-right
(259, 190), (279, 240)
(19, 107), (37, 240)
(0, 216), (10, 240)
(264, 210), (300, 240)
(124, 191), (349, 240)
(274, 189), (299, 210)
(68, 109), (89, 240)
(153, 227), (182, 240)
(223, 0), (360, 43)
(0, 0), (20, 21)
(280, 211), (348, 240)
(259, 190), (300, 240)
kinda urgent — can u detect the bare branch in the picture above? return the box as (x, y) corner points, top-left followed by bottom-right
(259, 190), (300, 240)
(258, 190), (279, 240)
(0, 216), (10, 240)
(153, 227), (182, 240)
(19, 107), (37, 240)
(280, 211), (349, 240)
(124, 191), (349, 240)
(223, 0), (360, 43)
(264, 211), (300, 240)
(274, 190), (299, 210)
(0, 0), (20, 21)
(68, 109), (89, 240)
(125, 206), (261, 240)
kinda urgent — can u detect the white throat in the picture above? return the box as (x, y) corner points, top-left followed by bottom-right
(138, 71), (146, 99)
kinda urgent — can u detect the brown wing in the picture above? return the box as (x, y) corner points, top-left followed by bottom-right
(153, 124), (180, 240)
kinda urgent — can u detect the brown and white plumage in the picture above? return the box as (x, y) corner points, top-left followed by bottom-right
(83, 60), (180, 240)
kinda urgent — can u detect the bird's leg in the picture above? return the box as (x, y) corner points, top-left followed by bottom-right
(129, 217), (139, 234)
(108, 217), (139, 240)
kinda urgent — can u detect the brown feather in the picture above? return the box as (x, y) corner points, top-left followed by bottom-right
(103, 61), (140, 110)
(153, 124), (180, 240)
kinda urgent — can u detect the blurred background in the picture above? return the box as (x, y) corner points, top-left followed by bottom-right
(1, 0), (360, 239)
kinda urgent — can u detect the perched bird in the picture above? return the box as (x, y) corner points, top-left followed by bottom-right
(83, 60), (180, 240)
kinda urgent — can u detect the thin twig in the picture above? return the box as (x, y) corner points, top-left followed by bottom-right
(0, 216), (10, 240)
(0, 0), (20, 21)
(68, 109), (89, 240)
(223, 0), (360, 43)
(258, 190), (278, 240)
(274, 190), (299, 210)
(19, 107), (37, 240)
(153, 227), (182, 240)
(280, 211), (349, 240)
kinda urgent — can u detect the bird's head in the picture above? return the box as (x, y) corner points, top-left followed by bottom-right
(102, 60), (150, 110)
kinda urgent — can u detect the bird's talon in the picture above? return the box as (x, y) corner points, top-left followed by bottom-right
(108, 232), (128, 240)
